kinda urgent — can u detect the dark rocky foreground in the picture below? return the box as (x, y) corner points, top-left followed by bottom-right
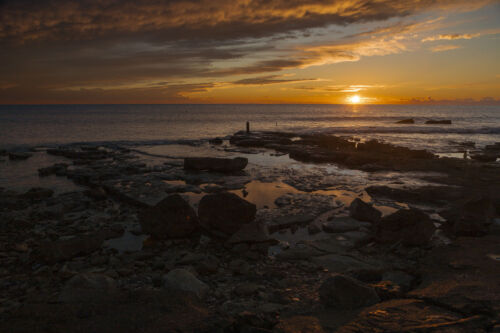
(1, 131), (500, 332)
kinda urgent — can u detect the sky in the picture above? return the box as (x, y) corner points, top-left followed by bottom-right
(0, 0), (499, 104)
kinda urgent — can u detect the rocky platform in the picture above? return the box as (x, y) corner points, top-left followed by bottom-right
(1, 132), (499, 332)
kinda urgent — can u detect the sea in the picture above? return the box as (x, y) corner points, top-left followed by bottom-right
(1, 104), (499, 153)
(1, 103), (499, 197)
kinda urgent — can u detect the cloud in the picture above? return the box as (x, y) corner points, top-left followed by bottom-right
(430, 44), (462, 52)
(0, 0), (494, 44)
(231, 75), (315, 86)
(422, 33), (480, 42)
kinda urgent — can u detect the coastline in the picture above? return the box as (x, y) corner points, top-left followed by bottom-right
(1, 130), (499, 332)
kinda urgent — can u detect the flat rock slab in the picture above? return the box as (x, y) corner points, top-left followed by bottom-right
(0, 290), (229, 333)
(337, 299), (489, 332)
(409, 235), (500, 320)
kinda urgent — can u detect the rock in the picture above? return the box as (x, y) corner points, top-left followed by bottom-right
(85, 186), (107, 200)
(229, 259), (251, 275)
(312, 254), (377, 273)
(8, 152), (33, 160)
(233, 283), (261, 297)
(38, 163), (68, 177)
(382, 270), (415, 292)
(59, 273), (117, 303)
(208, 137), (224, 145)
(198, 192), (256, 237)
(163, 268), (209, 298)
(274, 316), (326, 333)
(349, 198), (381, 223)
(395, 118), (414, 124)
(372, 281), (403, 300)
(338, 298), (490, 332)
(227, 222), (277, 245)
(441, 195), (495, 236)
(322, 217), (367, 233)
(376, 208), (435, 246)
(319, 274), (380, 309)
(470, 154), (498, 162)
(38, 233), (105, 263)
(184, 157), (248, 172)
(138, 194), (199, 239)
(268, 214), (315, 233)
(195, 255), (220, 275)
(19, 187), (54, 201)
(425, 119), (452, 124)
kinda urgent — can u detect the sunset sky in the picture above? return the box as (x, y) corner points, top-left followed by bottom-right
(0, 0), (499, 104)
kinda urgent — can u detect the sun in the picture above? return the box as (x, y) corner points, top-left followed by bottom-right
(348, 95), (361, 104)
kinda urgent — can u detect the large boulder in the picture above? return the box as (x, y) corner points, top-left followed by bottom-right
(319, 274), (380, 309)
(198, 192), (256, 237)
(376, 208), (435, 246)
(441, 195), (495, 236)
(139, 194), (199, 239)
(184, 157), (248, 173)
(349, 198), (382, 223)
(163, 269), (209, 298)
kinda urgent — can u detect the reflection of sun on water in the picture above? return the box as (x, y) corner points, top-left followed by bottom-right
(348, 95), (361, 104)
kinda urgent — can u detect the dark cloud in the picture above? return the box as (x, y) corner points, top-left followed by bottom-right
(0, 0), (492, 44)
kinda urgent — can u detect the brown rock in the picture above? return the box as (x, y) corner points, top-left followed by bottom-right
(198, 192), (256, 237)
(139, 194), (199, 239)
(376, 208), (435, 246)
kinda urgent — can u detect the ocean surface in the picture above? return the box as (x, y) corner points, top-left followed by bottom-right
(1, 104), (500, 153)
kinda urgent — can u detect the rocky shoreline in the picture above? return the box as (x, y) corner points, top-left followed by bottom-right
(1, 131), (499, 332)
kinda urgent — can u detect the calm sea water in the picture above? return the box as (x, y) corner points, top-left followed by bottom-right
(1, 104), (499, 152)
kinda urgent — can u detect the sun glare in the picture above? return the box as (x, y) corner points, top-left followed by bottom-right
(348, 95), (361, 104)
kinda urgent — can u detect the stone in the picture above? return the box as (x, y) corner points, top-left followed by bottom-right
(425, 119), (452, 124)
(59, 273), (117, 303)
(8, 152), (33, 160)
(208, 137), (224, 145)
(20, 187), (54, 201)
(441, 196), (495, 236)
(138, 194), (199, 239)
(322, 217), (366, 233)
(163, 268), (209, 298)
(312, 254), (377, 273)
(229, 259), (251, 275)
(376, 208), (435, 246)
(382, 270), (415, 292)
(349, 198), (381, 223)
(470, 154), (498, 162)
(395, 118), (414, 124)
(319, 274), (380, 309)
(38, 233), (105, 263)
(233, 283), (261, 297)
(274, 316), (326, 333)
(184, 157), (248, 172)
(198, 192), (256, 237)
(227, 222), (277, 245)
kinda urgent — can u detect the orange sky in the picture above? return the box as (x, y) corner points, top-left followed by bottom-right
(0, 0), (499, 104)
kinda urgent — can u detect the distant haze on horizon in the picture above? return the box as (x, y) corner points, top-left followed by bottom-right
(0, 0), (499, 105)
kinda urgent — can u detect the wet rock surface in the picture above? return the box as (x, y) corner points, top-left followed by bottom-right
(1, 131), (499, 332)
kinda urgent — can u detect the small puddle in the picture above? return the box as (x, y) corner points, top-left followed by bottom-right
(104, 231), (148, 253)
(230, 181), (302, 209)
